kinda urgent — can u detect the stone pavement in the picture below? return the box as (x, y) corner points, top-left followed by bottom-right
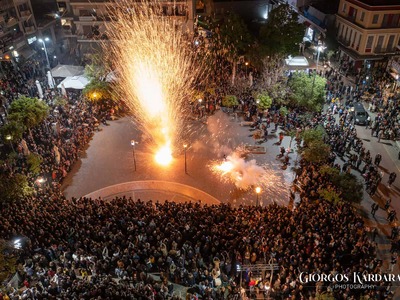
(62, 112), (294, 207)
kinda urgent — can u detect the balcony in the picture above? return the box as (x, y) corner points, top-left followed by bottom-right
(0, 0), (15, 10)
(374, 47), (386, 54)
(79, 15), (96, 22)
(76, 31), (108, 42)
(20, 10), (32, 19)
(24, 26), (35, 34)
(337, 36), (351, 47)
(62, 25), (75, 36)
(5, 17), (18, 28)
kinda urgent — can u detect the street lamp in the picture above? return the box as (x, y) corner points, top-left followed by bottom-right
(130, 140), (137, 171)
(38, 37), (56, 90)
(255, 186), (261, 206)
(5, 134), (14, 152)
(183, 144), (188, 174)
(38, 37), (50, 69)
(310, 44), (325, 100)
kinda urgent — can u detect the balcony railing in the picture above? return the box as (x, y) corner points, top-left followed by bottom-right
(5, 17), (18, 28)
(76, 32), (108, 42)
(24, 26), (35, 34)
(337, 36), (351, 47)
(20, 10), (32, 18)
(79, 15), (96, 21)
(374, 47), (386, 54)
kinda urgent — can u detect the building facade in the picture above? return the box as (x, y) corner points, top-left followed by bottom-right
(56, 0), (195, 57)
(0, 0), (38, 61)
(336, 0), (400, 71)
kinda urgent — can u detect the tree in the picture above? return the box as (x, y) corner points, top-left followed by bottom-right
(319, 165), (363, 204)
(0, 242), (17, 283)
(279, 106), (288, 117)
(318, 187), (341, 205)
(259, 4), (305, 56)
(0, 173), (34, 202)
(82, 79), (112, 101)
(7, 96), (49, 133)
(26, 153), (42, 175)
(302, 140), (330, 164)
(205, 12), (253, 85)
(84, 53), (113, 81)
(254, 91), (272, 110)
(222, 95), (239, 107)
(269, 82), (290, 105)
(0, 121), (24, 144)
(256, 55), (286, 89)
(335, 173), (363, 204)
(301, 126), (325, 147)
(288, 72), (326, 111)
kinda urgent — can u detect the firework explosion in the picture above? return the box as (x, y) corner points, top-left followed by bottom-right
(210, 151), (288, 203)
(105, 0), (202, 165)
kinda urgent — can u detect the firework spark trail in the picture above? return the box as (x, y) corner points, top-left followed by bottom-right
(105, 0), (203, 163)
(210, 152), (288, 202)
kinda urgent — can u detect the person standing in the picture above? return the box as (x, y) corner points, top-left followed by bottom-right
(371, 203), (379, 217)
(388, 172), (397, 187)
(278, 132), (284, 145)
(389, 253), (398, 272)
(374, 153), (382, 166)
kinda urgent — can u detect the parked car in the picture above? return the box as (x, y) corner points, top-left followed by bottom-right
(350, 103), (369, 125)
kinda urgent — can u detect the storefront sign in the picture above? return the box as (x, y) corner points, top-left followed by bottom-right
(27, 36), (37, 44)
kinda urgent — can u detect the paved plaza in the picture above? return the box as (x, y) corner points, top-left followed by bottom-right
(62, 111), (294, 206)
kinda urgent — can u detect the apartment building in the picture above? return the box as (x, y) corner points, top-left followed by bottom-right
(0, 0), (38, 61)
(336, 0), (400, 71)
(56, 0), (195, 57)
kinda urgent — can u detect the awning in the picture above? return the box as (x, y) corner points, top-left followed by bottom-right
(285, 56), (310, 70)
(57, 75), (89, 90)
(18, 47), (36, 59)
(51, 64), (85, 77)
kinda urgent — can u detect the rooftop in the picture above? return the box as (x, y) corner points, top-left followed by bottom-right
(354, 0), (400, 6)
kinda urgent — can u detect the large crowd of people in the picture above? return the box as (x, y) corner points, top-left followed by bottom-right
(0, 49), (399, 299)
(0, 195), (390, 299)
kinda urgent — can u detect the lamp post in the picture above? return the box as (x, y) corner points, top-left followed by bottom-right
(245, 62), (249, 75)
(38, 37), (56, 90)
(131, 140), (136, 171)
(5, 134), (14, 152)
(255, 186), (261, 206)
(183, 144), (188, 174)
(310, 44), (324, 100)
(38, 37), (50, 69)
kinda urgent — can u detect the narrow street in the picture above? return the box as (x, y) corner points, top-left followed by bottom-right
(326, 70), (400, 285)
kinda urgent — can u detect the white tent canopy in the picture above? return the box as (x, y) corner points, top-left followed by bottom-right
(285, 56), (310, 70)
(57, 75), (89, 90)
(51, 65), (85, 78)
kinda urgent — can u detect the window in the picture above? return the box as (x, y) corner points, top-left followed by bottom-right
(387, 35), (395, 51)
(342, 3), (347, 13)
(365, 36), (374, 52)
(372, 14), (379, 24)
(360, 12), (365, 21)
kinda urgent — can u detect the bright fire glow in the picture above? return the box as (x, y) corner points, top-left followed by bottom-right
(155, 143), (173, 166)
(215, 161), (234, 175)
(105, 0), (203, 163)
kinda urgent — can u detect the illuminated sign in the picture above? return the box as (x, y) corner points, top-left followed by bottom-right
(27, 36), (37, 44)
